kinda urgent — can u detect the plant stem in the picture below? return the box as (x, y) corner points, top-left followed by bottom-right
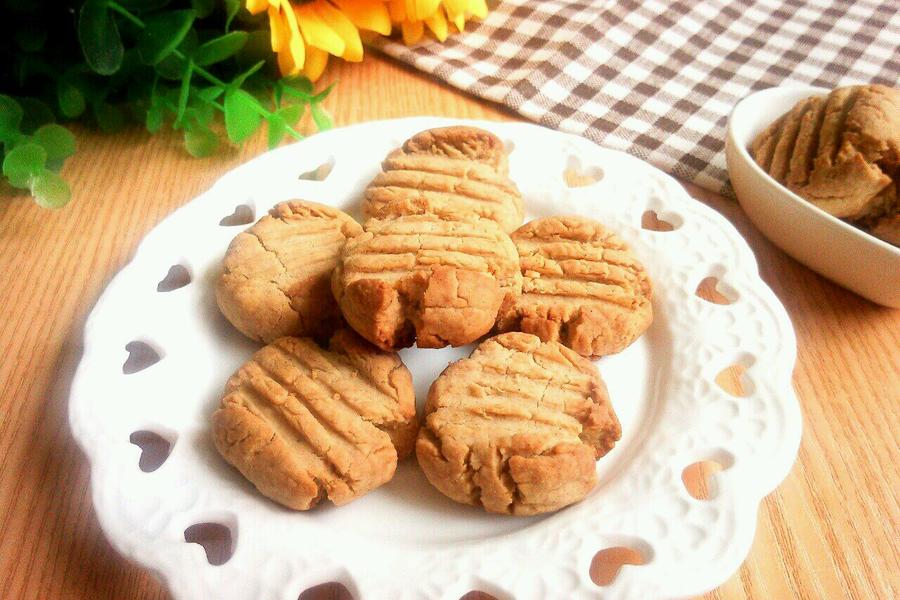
(106, 1), (144, 28)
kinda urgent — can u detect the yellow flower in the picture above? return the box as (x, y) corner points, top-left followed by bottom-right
(388, 0), (488, 45)
(247, 0), (489, 81)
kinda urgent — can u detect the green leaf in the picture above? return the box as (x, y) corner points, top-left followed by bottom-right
(225, 0), (241, 30)
(313, 82), (336, 102)
(277, 104), (303, 126)
(283, 76), (314, 95)
(94, 103), (126, 133)
(0, 95), (24, 142)
(3, 143), (46, 188)
(197, 86), (223, 102)
(310, 102), (333, 131)
(78, 0), (123, 75)
(175, 63), (194, 126)
(31, 169), (71, 208)
(194, 32), (248, 66)
(58, 82), (87, 118)
(184, 123), (218, 157)
(223, 88), (263, 143)
(232, 60), (265, 87)
(156, 29), (198, 80)
(32, 124), (76, 166)
(146, 104), (165, 133)
(138, 10), (196, 65)
(267, 115), (286, 149)
(191, 0), (216, 18)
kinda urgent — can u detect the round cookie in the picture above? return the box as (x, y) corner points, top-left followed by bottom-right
(332, 213), (522, 350)
(212, 329), (418, 510)
(216, 201), (362, 343)
(363, 126), (524, 233)
(416, 332), (621, 516)
(499, 216), (653, 358)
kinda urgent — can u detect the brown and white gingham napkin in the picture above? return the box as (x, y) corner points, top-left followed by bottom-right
(374, 0), (900, 195)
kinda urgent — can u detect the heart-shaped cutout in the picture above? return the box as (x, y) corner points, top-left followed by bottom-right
(129, 430), (172, 472)
(459, 592), (499, 600)
(682, 459), (726, 500)
(564, 156), (604, 188)
(590, 546), (647, 586)
(715, 362), (751, 397)
(641, 209), (675, 232)
(157, 264), (191, 292)
(122, 341), (160, 374)
(219, 204), (254, 226)
(695, 276), (736, 305)
(298, 582), (353, 600)
(299, 157), (335, 181)
(184, 522), (234, 566)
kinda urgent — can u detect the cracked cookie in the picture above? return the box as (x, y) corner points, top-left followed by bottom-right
(332, 213), (522, 350)
(416, 332), (621, 516)
(216, 200), (362, 343)
(212, 330), (418, 510)
(498, 216), (653, 358)
(750, 84), (899, 223)
(363, 126), (525, 233)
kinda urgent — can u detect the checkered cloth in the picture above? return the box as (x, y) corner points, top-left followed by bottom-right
(374, 0), (900, 195)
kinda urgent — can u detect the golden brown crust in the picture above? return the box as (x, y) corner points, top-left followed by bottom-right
(363, 127), (524, 233)
(751, 85), (900, 220)
(333, 214), (522, 350)
(498, 216), (653, 358)
(211, 331), (418, 510)
(416, 332), (621, 516)
(216, 201), (362, 343)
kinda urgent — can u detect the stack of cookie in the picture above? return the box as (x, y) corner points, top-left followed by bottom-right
(211, 126), (654, 516)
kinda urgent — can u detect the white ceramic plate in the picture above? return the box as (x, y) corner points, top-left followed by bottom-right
(726, 85), (900, 307)
(69, 118), (800, 600)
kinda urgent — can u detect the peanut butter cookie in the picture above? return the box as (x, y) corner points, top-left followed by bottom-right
(216, 201), (362, 343)
(332, 214), (522, 350)
(751, 84), (899, 219)
(212, 330), (418, 510)
(363, 126), (524, 233)
(416, 332), (621, 516)
(498, 216), (653, 358)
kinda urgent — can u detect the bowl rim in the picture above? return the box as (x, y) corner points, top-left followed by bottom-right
(727, 84), (900, 259)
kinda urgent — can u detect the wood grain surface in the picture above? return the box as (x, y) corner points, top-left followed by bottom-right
(1, 53), (898, 600)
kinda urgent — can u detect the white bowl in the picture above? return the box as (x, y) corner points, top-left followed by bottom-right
(726, 86), (900, 307)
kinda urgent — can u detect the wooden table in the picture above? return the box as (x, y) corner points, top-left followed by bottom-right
(1, 54), (897, 600)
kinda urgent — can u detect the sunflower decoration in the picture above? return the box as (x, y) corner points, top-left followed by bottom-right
(246, 0), (490, 82)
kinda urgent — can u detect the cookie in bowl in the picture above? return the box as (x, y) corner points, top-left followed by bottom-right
(749, 84), (899, 245)
(212, 330), (418, 510)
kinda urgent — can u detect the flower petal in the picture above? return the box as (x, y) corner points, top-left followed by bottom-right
(303, 46), (329, 82)
(246, 0), (272, 16)
(296, 2), (345, 57)
(401, 19), (424, 45)
(424, 7), (448, 42)
(334, 0), (392, 35)
(315, 1), (363, 62)
(388, 0), (406, 23)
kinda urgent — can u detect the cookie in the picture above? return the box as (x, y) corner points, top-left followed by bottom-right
(363, 126), (524, 233)
(216, 201), (362, 343)
(416, 332), (621, 516)
(750, 85), (899, 219)
(212, 330), (418, 510)
(332, 213), (522, 350)
(498, 216), (653, 358)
